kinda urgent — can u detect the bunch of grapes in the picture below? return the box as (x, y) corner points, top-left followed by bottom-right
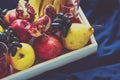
(0, 27), (22, 56)
(0, 8), (22, 56)
(51, 13), (72, 37)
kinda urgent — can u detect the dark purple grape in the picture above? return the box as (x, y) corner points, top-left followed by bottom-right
(62, 14), (69, 21)
(65, 19), (72, 28)
(57, 13), (64, 18)
(61, 27), (67, 37)
(0, 8), (8, 17)
(51, 23), (62, 28)
(11, 36), (19, 42)
(0, 33), (4, 41)
(53, 18), (63, 23)
(0, 27), (22, 56)
(1, 9), (8, 16)
(12, 41), (22, 48)
(11, 47), (17, 56)
(0, 9), (22, 56)
(0, 8), (8, 29)
(0, 33), (7, 42)
(7, 43), (13, 53)
(0, 18), (7, 29)
(51, 12), (72, 37)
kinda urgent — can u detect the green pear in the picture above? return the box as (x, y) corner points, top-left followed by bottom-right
(62, 23), (94, 50)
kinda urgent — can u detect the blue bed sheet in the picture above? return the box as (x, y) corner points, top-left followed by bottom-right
(1, 0), (120, 80)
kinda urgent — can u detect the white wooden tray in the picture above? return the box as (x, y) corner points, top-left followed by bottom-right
(2, 7), (98, 80)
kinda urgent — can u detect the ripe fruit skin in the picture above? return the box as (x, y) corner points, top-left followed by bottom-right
(0, 25), (4, 32)
(44, 4), (57, 21)
(16, 0), (36, 20)
(62, 23), (94, 50)
(33, 35), (63, 60)
(11, 19), (32, 42)
(4, 9), (17, 25)
(9, 43), (35, 70)
(4, 0), (36, 25)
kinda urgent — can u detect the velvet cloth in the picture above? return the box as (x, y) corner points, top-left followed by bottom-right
(1, 0), (120, 80)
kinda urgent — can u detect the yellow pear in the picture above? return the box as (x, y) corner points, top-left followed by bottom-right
(10, 43), (35, 70)
(62, 23), (94, 50)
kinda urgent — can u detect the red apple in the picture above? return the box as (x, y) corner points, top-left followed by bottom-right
(11, 19), (32, 42)
(33, 35), (63, 60)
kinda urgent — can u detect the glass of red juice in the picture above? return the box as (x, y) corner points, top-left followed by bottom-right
(0, 42), (11, 79)
(60, 0), (80, 23)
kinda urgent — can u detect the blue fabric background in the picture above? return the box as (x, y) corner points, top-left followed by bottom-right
(1, 0), (120, 80)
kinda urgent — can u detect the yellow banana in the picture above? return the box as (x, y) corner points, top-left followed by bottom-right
(39, 0), (54, 16)
(53, 0), (60, 13)
(28, 0), (43, 22)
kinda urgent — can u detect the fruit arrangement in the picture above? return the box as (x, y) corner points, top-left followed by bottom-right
(0, 0), (94, 76)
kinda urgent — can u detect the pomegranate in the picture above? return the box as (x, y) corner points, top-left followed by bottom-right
(4, 9), (17, 25)
(16, 0), (36, 20)
(28, 15), (51, 37)
(33, 35), (63, 60)
(44, 4), (57, 21)
(11, 19), (32, 42)
(4, 0), (36, 25)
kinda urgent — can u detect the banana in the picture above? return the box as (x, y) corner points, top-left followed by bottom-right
(53, 0), (60, 13)
(39, 0), (54, 16)
(28, 0), (42, 22)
